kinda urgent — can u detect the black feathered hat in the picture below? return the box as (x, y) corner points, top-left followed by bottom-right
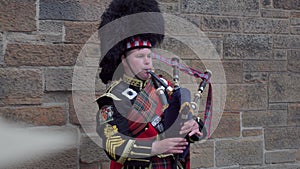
(98, 0), (165, 84)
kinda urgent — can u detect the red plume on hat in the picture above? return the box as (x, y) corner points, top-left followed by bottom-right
(98, 0), (165, 84)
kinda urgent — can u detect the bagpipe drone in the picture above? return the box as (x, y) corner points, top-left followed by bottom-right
(147, 53), (213, 161)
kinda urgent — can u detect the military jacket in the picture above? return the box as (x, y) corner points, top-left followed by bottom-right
(96, 75), (176, 168)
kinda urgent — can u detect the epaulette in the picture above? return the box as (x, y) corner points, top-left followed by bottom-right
(95, 80), (122, 102)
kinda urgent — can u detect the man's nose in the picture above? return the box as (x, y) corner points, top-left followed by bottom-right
(144, 57), (151, 65)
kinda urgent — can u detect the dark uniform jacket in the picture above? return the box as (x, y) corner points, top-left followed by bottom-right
(96, 75), (202, 169)
(96, 75), (177, 169)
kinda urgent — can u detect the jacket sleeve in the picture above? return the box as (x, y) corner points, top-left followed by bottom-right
(96, 99), (155, 166)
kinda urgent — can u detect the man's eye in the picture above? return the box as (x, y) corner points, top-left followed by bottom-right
(148, 53), (154, 58)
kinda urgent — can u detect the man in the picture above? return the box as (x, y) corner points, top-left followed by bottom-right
(96, 0), (203, 168)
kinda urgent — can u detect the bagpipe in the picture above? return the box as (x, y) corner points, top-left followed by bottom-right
(147, 53), (213, 162)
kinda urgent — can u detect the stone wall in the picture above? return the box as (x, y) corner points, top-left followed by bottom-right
(0, 0), (299, 168)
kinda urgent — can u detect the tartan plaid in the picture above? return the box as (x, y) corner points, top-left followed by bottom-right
(127, 81), (163, 136)
(151, 156), (174, 169)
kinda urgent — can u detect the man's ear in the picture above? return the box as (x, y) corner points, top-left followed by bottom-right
(121, 54), (126, 65)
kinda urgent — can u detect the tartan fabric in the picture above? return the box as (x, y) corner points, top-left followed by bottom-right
(151, 156), (174, 169)
(127, 81), (162, 136)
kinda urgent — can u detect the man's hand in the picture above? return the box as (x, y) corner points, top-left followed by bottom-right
(151, 138), (188, 155)
(180, 119), (202, 137)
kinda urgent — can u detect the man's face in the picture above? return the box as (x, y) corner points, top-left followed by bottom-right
(122, 48), (153, 80)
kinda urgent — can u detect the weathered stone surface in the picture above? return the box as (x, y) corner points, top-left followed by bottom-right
(216, 139), (263, 167)
(225, 84), (268, 111)
(261, 9), (290, 18)
(159, 2), (180, 14)
(223, 61), (243, 84)
(288, 103), (300, 126)
(242, 110), (287, 127)
(288, 50), (300, 73)
(260, 0), (272, 8)
(202, 16), (241, 32)
(243, 60), (287, 72)
(5, 44), (83, 66)
(39, 0), (107, 21)
(273, 49), (287, 60)
(241, 164), (300, 169)
(80, 162), (100, 169)
(0, 0), (36, 31)
(268, 103), (288, 110)
(0, 33), (3, 65)
(6, 32), (63, 44)
(211, 112), (240, 138)
(39, 20), (64, 34)
(221, 0), (260, 16)
(291, 26), (300, 35)
(243, 72), (268, 84)
(161, 37), (197, 59)
(42, 92), (71, 104)
(80, 135), (108, 163)
(274, 35), (300, 49)
(180, 14), (201, 28)
(269, 73), (300, 102)
(265, 127), (300, 150)
(273, 0), (300, 10)
(244, 18), (289, 34)
(224, 34), (272, 60)
(0, 68), (42, 106)
(45, 68), (74, 92)
(242, 129), (263, 137)
(190, 141), (214, 168)
(64, 21), (98, 43)
(0, 106), (67, 126)
(182, 0), (220, 15)
(265, 150), (297, 164)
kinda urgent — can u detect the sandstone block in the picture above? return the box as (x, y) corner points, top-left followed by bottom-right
(269, 73), (300, 102)
(241, 164), (300, 169)
(242, 110), (287, 127)
(216, 139), (263, 167)
(39, 0), (105, 21)
(243, 72), (268, 84)
(244, 18), (289, 34)
(242, 129), (263, 137)
(274, 0), (300, 10)
(221, 0), (259, 16)
(202, 16), (241, 32)
(190, 141), (214, 168)
(274, 35), (300, 49)
(224, 34), (272, 60)
(182, 0), (220, 15)
(211, 112), (240, 138)
(288, 50), (300, 73)
(39, 20), (63, 34)
(265, 150), (297, 164)
(0, 0), (36, 31)
(65, 21), (99, 43)
(261, 9), (290, 18)
(45, 68), (73, 92)
(288, 103), (300, 126)
(0, 68), (42, 106)
(243, 60), (287, 72)
(265, 127), (300, 150)
(0, 106), (67, 126)
(5, 44), (82, 66)
(225, 84), (268, 111)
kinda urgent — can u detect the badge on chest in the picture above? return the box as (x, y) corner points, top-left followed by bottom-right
(122, 88), (137, 100)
